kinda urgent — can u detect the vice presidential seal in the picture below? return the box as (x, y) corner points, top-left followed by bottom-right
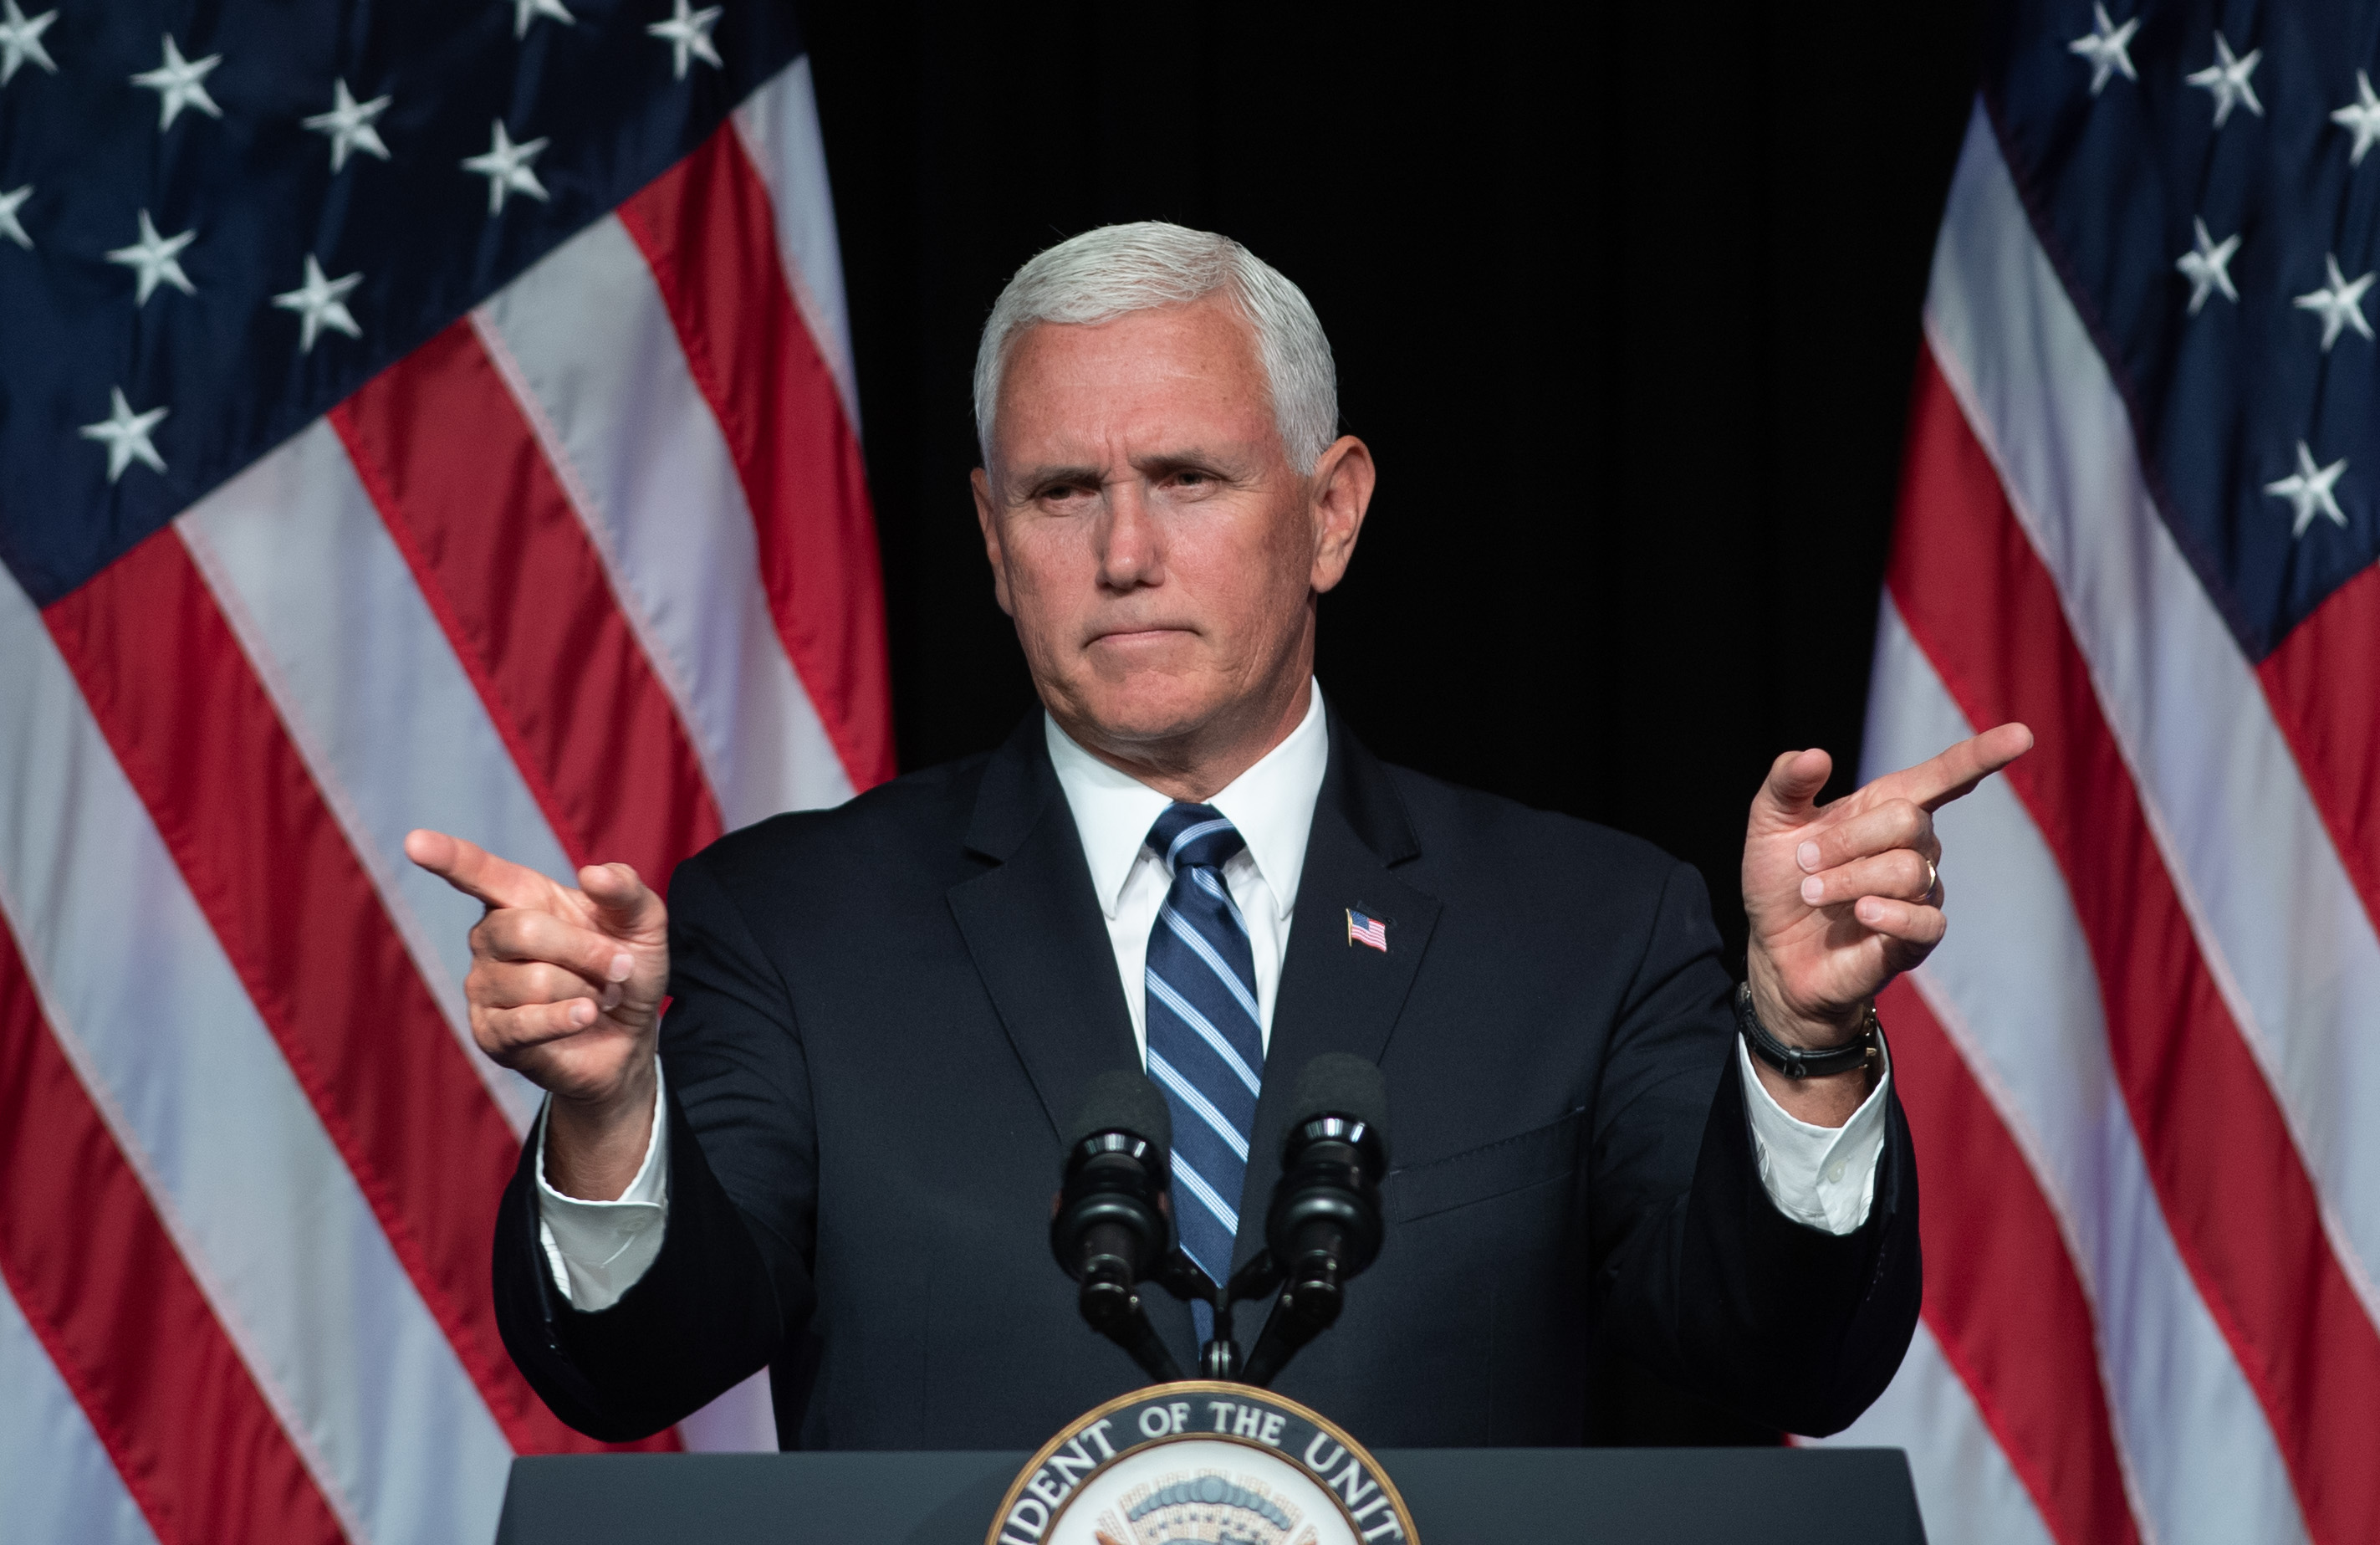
(988, 1383), (1417, 1545)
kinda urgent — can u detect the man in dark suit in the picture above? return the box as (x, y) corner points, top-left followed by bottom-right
(407, 223), (2028, 1450)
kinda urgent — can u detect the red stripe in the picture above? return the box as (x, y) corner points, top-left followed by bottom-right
(40, 528), (668, 1457)
(1890, 346), (2380, 1543)
(2257, 565), (2380, 941)
(1879, 976), (2141, 1545)
(616, 124), (895, 792)
(329, 322), (726, 886)
(0, 912), (350, 1544)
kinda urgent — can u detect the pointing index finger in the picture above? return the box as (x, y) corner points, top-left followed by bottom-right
(402, 828), (554, 912)
(1871, 723), (2035, 813)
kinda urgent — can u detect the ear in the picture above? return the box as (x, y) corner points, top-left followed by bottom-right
(1307, 435), (1376, 595)
(971, 466), (1016, 618)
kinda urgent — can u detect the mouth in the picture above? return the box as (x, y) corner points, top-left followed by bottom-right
(1088, 627), (1193, 648)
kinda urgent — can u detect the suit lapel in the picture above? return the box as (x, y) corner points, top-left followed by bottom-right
(1233, 714), (1439, 1272)
(947, 717), (1143, 1143)
(948, 708), (1441, 1297)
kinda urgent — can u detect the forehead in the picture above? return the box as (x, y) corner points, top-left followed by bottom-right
(993, 299), (1274, 463)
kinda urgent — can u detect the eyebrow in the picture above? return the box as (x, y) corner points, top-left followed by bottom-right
(1011, 463), (1101, 492)
(1132, 449), (1239, 479)
(1010, 447), (1249, 492)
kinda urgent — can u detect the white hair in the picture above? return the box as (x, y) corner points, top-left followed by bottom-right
(972, 221), (1339, 472)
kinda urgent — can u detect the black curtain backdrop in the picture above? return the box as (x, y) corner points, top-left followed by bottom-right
(799, 1), (1980, 1440)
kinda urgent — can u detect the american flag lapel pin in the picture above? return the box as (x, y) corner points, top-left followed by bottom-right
(1346, 906), (1389, 953)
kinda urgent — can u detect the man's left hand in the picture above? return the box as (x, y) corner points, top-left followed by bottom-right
(1741, 724), (2034, 1053)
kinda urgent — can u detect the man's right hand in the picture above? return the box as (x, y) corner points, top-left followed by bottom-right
(405, 829), (670, 1200)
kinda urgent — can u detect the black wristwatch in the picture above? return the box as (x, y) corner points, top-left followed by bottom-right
(1735, 980), (1881, 1080)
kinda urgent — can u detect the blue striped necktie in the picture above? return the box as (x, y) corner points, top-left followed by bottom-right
(1142, 802), (1264, 1315)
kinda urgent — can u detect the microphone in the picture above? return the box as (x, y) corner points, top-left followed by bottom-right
(1241, 1053), (1388, 1386)
(1050, 1070), (1185, 1384)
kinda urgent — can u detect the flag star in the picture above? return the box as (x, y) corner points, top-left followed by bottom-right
(462, 120), (550, 213)
(303, 79), (392, 173)
(130, 34), (224, 131)
(105, 210), (197, 305)
(513, 0), (574, 38)
(2293, 253), (2377, 350)
(2184, 32), (2264, 128)
(79, 387), (169, 483)
(2265, 442), (2348, 538)
(272, 255), (364, 353)
(0, 0), (58, 86)
(647, 0), (723, 80)
(2334, 69), (2380, 167)
(2069, 4), (2139, 96)
(2176, 217), (2240, 315)
(0, 184), (30, 250)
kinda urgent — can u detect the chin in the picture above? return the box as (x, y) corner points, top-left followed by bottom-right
(1065, 668), (1228, 747)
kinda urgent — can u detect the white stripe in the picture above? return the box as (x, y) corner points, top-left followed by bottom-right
(1800, 1321), (2058, 1545)
(472, 215), (855, 832)
(1146, 1050), (1251, 1163)
(1161, 906), (1259, 1026)
(1187, 865), (1254, 941)
(0, 563), (516, 1545)
(0, 1273), (161, 1545)
(1167, 1154), (1240, 1238)
(176, 422), (556, 1135)
(1165, 817), (1235, 865)
(1928, 97), (2380, 1327)
(730, 54), (861, 436)
(1145, 972), (1263, 1097)
(1866, 599), (2306, 1545)
(180, 413), (769, 1454)
(473, 214), (837, 1447)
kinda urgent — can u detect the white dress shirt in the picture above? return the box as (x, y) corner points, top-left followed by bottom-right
(1044, 678), (1329, 1059)
(539, 681), (1892, 1308)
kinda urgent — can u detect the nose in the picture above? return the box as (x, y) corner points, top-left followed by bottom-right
(1096, 477), (1163, 592)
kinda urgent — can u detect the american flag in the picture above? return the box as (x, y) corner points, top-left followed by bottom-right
(1803, 6), (2380, 1544)
(1346, 907), (1387, 953)
(0, 3), (887, 1541)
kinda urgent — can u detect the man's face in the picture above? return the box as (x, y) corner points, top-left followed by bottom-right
(971, 299), (1365, 760)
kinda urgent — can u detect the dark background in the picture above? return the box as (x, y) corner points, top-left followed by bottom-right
(799, 1), (1982, 1440)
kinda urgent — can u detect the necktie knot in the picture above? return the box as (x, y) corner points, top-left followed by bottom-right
(1149, 802), (1245, 874)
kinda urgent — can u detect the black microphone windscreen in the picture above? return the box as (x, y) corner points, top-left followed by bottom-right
(1290, 1052), (1388, 1133)
(1063, 1069), (1173, 1154)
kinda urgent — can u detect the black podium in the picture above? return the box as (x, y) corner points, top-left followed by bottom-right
(493, 1447), (1926, 1543)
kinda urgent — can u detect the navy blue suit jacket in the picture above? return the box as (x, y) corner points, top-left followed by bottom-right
(493, 708), (1920, 1449)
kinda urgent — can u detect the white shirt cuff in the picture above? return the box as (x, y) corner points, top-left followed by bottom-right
(1738, 1028), (1891, 1235)
(535, 1062), (672, 1312)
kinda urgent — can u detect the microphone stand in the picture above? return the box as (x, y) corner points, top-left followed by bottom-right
(1075, 1262), (1187, 1385)
(1068, 1234), (1283, 1384)
(1124, 1246), (1319, 1389)
(1088, 1247), (1284, 1384)
(1237, 1250), (1338, 1388)
(1087, 1156), (1381, 1389)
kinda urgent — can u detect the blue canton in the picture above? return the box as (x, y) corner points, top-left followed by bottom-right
(0, 0), (802, 607)
(1990, 1), (2380, 657)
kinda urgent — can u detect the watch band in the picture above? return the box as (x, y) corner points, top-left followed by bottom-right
(1735, 980), (1880, 1080)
